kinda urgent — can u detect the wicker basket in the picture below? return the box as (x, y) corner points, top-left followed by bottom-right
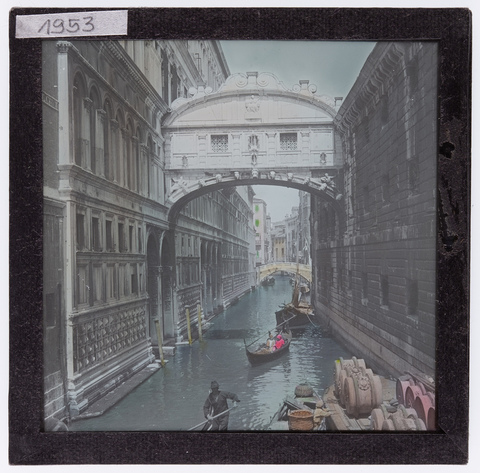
(288, 410), (314, 431)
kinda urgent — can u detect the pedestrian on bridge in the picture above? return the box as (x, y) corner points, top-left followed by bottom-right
(203, 381), (240, 431)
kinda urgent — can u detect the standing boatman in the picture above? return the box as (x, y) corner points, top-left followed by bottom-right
(203, 381), (240, 431)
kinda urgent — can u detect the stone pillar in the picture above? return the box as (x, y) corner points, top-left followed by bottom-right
(301, 130), (310, 164)
(198, 133), (207, 167)
(231, 133), (241, 167)
(266, 132), (276, 166)
(56, 42), (71, 167)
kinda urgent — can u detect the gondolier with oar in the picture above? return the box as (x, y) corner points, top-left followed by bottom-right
(202, 381), (240, 431)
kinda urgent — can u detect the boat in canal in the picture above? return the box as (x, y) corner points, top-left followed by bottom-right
(275, 278), (315, 330)
(267, 383), (328, 431)
(244, 326), (292, 365)
(261, 276), (275, 286)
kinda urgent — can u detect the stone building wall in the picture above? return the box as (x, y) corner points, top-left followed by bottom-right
(311, 42), (437, 378)
(42, 39), (252, 424)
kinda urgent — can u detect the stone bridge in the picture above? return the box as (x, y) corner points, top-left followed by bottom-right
(259, 262), (312, 283)
(161, 72), (345, 224)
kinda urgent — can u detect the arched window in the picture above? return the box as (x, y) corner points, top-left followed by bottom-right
(115, 110), (125, 186)
(73, 74), (86, 166)
(126, 119), (134, 190)
(103, 99), (113, 180)
(89, 87), (100, 174)
(135, 127), (142, 193)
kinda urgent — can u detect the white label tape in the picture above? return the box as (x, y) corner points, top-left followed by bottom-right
(15, 10), (128, 39)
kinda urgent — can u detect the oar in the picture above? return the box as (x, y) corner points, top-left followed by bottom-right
(187, 406), (236, 431)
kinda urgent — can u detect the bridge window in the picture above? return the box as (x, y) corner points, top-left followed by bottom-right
(211, 134), (229, 152)
(280, 133), (298, 151)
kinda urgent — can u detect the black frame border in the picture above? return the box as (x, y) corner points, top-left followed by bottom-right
(9, 7), (471, 465)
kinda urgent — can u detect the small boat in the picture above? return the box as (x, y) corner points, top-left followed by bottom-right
(276, 278), (315, 329)
(245, 326), (292, 365)
(261, 276), (275, 286)
(267, 384), (328, 431)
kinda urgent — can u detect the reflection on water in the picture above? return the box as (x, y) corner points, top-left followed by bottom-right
(71, 275), (351, 431)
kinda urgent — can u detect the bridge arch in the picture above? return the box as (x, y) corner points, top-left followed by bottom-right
(161, 71), (345, 228)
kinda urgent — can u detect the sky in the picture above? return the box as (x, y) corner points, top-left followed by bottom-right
(219, 40), (376, 221)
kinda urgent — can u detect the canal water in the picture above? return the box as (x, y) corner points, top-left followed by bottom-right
(71, 274), (352, 432)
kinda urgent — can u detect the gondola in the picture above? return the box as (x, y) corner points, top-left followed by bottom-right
(261, 276), (275, 286)
(276, 274), (315, 329)
(244, 326), (292, 365)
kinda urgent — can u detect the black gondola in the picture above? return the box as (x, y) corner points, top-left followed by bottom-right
(244, 326), (292, 365)
(261, 276), (275, 286)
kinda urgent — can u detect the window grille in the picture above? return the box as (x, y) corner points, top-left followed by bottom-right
(211, 134), (228, 152)
(280, 133), (298, 151)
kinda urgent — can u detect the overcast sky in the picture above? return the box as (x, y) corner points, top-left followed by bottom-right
(219, 40), (376, 221)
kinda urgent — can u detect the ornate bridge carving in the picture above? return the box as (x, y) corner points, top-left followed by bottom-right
(162, 72), (345, 223)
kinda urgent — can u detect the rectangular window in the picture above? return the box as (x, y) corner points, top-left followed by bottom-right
(76, 213), (85, 250)
(381, 275), (389, 308)
(131, 264), (138, 295)
(106, 264), (116, 299)
(362, 272), (368, 304)
(211, 134), (229, 152)
(106, 220), (113, 251)
(138, 228), (143, 253)
(76, 264), (89, 305)
(407, 279), (418, 315)
(382, 173), (391, 204)
(408, 156), (419, 195)
(93, 265), (103, 302)
(118, 222), (125, 252)
(129, 225), (134, 253)
(119, 264), (125, 297)
(363, 185), (370, 213)
(280, 133), (298, 151)
(92, 217), (101, 251)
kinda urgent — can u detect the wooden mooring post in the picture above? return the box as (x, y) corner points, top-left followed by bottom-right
(154, 319), (165, 367)
(197, 304), (203, 341)
(186, 308), (192, 345)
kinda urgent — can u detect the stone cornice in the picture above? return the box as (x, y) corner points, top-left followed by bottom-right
(104, 41), (169, 115)
(334, 42), (405, 136)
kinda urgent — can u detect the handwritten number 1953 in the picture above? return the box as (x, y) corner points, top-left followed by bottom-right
(38, 16), (95, 35)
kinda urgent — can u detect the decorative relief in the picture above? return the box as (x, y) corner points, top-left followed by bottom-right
(245, 95), (260, 113)
(72, 308), (147, 373)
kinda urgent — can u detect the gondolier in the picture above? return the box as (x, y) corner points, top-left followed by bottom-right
(203, 381), (240, 431)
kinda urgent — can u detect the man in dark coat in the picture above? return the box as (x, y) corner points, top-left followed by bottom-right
(203, 381), (240, 431)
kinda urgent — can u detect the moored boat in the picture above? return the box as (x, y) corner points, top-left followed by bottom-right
(275, 279), (315, 329)
(245, 326), (292, 365)
(261, 276), (275, 286)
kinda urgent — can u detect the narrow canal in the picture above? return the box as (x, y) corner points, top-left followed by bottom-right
(71, 274), (352, 431)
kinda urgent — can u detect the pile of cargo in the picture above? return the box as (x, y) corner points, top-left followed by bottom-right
(329, 357), (436, 431)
